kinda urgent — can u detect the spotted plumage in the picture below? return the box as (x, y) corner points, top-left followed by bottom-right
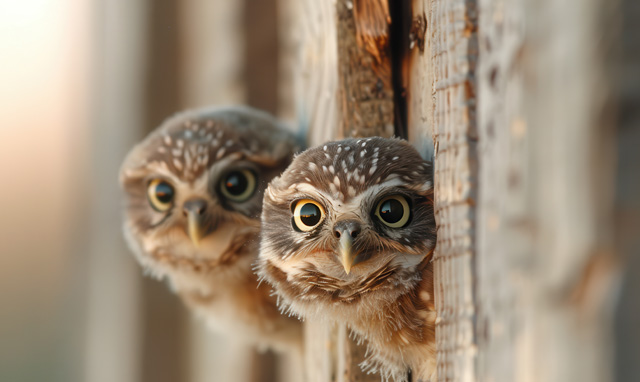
(120, 106), (303, 351)
(258, 137), (437, 381)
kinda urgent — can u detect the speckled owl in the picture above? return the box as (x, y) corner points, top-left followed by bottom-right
(120, 106), (302, 352)
(258, 137), (437, 381)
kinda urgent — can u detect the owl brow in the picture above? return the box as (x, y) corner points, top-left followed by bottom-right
(285, 192), (331, 210)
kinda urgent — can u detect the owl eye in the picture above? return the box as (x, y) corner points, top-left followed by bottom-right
(292, 199), (325, 232)
(220, 169), (257, 203)
(375, 195), (411, 228)
(147, 179), (175, 212)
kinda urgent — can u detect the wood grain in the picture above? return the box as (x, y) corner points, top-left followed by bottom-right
(336, 0), (394, 139)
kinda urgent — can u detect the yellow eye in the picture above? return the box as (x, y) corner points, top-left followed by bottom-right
(220, 169), (257, 202)
(375, 195), (411, 228)
(147, 179), (175, 212)
(292, 199), (325, 232)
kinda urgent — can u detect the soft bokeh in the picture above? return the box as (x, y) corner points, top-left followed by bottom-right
(0, 1), (284, 382)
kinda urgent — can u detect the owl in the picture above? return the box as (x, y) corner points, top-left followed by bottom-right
(258, 137), (437, 381)
(120, 106), (303, 352)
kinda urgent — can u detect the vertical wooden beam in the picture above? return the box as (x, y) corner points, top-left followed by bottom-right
(244, 0), (280, 115)
(429, 0), (479, 380)
(85, 1), (149, 382)
(474, 0), (622, 381)
(336, 0), (395, 139)
(407, 0), (434, 156)
(614, 0), (640, 380)
(140, 2), (189, 381)
(279, 0), (339, 145)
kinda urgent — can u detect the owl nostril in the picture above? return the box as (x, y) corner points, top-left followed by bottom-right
(183, 199), (208, 216)
(333, 224), (361, 239)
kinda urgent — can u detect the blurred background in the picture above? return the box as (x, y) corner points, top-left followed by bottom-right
(0, 1), (293, 381)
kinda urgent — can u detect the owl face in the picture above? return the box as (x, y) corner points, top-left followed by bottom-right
(259, 137), (435, 319)
(120, 106), (299, 280)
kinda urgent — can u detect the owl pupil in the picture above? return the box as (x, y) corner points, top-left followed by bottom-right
(225, 172), (248, 195)
(300, 203), (321, 226)
(379, 199), (403, 223)
(155, 183), (174, 203)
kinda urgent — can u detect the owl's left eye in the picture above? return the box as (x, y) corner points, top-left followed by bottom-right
(374, 195), (411, 228)
(220, 169), (257, 203)
(292, 199), (325, 232)
(147, 179), (175, 212)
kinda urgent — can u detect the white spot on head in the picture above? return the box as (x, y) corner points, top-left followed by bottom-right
(369, 166), (377, 175)
(226, 139), (233, 147)
(329, 165), (335, 174)
(216, 147), (226, 159)
(309, 162), (318, 171)
(344, 146), (351, 151)
(337, 147), (342, 154)
(173, 158), (183, 170)
(305, 177), (311, 182)
(348, 186), (356, 196)
(393, 156), (399, 161)
(361, 141), (367, 147)
(333, 176), (340, 187)
(329, 183), (338, 194)
(157, 146), (167, 154)
(322, 165), (329, 173)
(184, 130), (193, 138)
(323, 145), (327, 151)
(172, 148), (182, 157)
(163, 135), (172, 146)
(324, 153), (331, 159)
(211, 139), (219, 147)
(176, 139), (184, 148)
(360, 150), (366, 157)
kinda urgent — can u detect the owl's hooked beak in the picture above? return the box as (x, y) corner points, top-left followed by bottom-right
(334, 220), (362, 274)
(339, 235), (355, 274)
(183, 199), (208, 247)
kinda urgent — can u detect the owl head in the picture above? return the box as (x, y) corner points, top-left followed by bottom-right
(120, 106), (300, 284)
(258, 137), (436, 320)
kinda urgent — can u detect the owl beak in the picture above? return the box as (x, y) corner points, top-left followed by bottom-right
(187, 212), (205, 247)
(183, 199), (208, 247)
(339, 235), (356, 274)
(334, 220), (362, 274)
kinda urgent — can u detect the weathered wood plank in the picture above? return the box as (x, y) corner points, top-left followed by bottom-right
(429, 0), (479, 380)
(474, 0), (621, 381)
(279, 0), (339, 145)
(336, 0), (394, 139)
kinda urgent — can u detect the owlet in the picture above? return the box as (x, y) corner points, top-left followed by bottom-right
(120, 106), (302, 352)
(258, 137), (437, 381)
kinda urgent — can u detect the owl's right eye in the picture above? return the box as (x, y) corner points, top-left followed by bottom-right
(292, 199), (325, 232)
(147, 179), (175, 212)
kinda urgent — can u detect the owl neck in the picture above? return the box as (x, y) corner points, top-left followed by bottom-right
(353, 260), (436, 354)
